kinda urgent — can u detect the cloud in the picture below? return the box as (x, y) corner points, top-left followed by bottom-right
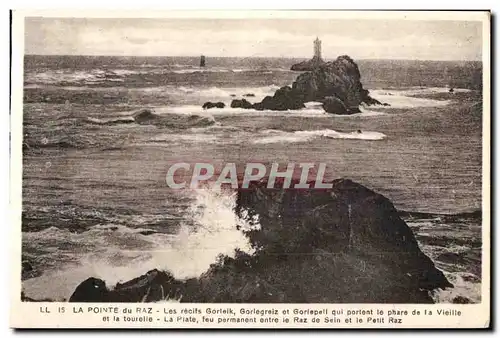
(24, 18), (483, 60)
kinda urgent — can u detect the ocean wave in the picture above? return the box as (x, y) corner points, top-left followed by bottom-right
(22, 186), (258, 301)
(253, 129), (387, 144)
(85, 109), (217, 129)
(369, 88), (454, 108)
(85, 116), (136, 125)
(171, 68), (231, 74)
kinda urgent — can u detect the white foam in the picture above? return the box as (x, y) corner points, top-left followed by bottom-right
(430, 271), (481, 304)
(22, 186), (258, 301)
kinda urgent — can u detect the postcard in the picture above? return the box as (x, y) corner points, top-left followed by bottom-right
(10, 9), (491, 329)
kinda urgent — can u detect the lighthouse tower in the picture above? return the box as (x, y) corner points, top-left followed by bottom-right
(313, 37), (322, 59)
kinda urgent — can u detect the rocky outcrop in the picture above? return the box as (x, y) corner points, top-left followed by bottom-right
(202, 102), (225, 109)
(290, 56), (325, 71)
(64, 178), (451, 304)
(290, 55), (381, 112)
(228, 55), (385, 114)
(253, 86), (305, 111)
(322, 96), (348, 115)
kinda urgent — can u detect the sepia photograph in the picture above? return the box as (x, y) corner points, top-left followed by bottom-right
(10, 9), (490, 328)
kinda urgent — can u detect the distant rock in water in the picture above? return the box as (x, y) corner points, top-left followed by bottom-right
(202, 102), (225, 109)
(64, 178), (451, 303)
(243, 93), (255, 97)
(230, 99), (253, 109)
(290, 55), (325, 71)
(224, 55), (385, 114)
(85, 108), (216, 129)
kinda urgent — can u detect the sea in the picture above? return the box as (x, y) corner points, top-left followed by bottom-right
(20, 55), (483, 303)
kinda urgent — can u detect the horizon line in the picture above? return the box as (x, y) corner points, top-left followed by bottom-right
(23, 54), (483, 63)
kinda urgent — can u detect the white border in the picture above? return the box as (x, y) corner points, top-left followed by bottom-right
(5, 6), (494, 333)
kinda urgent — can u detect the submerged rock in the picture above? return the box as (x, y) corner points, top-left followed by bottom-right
(230, 99), (253, 109)
(69, 277), (109, 302)
(65, 178), (452, 304)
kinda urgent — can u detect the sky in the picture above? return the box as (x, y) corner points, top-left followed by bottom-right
(24, 17), (483, 60)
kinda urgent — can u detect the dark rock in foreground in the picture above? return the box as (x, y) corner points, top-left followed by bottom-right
(62, 178), (452, 304)
(322, 96), (348, 115)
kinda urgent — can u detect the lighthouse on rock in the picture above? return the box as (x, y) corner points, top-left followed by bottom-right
(314, 37), (322, 60)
